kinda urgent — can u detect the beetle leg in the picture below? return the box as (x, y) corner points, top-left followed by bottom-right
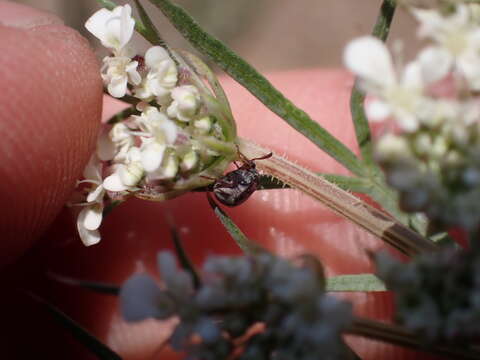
(200, 175), (217, 181)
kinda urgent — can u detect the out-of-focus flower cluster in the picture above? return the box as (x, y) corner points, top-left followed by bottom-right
(120, 251), (353, 360)
(376, 248), (480, 342)
(344, 3), (480, 232)
(73, 5), (236, 246)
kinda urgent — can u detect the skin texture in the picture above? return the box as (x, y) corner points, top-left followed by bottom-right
(0, 1), (437, 359)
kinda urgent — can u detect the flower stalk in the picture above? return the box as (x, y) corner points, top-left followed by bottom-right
(238, 138), (437, 256)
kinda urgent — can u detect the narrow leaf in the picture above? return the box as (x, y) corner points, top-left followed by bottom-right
(147, 0), (365, 177)
(326, 274), (386, 292)
(48, 273), (120, 296)
(96, 0), (116, 10)
(206, 193), (266, 255)
(133, 0), (167, 46)
(27, 292), (122, 360)
(107, 107), (139, 125)
(169, 225), (201, 289)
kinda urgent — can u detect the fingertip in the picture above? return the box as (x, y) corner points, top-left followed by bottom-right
(0, 13), (103, 266)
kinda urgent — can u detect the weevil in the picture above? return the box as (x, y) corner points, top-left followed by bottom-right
(204, 150), (273, 207)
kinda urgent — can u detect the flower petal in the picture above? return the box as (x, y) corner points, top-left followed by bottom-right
(85, 8), (112, 44)
(145, 46), (171, 68)
(79, 205), (103, 231)
(83, 154), (101, 180)
(107, 75), (128, 98)
(366, 99), (391, 121)
(343, 36), (396, 91)
(417, 47), (452, 84)
(97, 132), (117, 161)
(119, 4), (135, 50)
(141, 143), (166, 172)
(77, 226), (101, 247)
(86, 184), (105, 203)
(103, 171), (129, 192)
(401, 61), (424, 89)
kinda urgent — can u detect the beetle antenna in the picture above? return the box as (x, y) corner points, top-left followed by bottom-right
(250, 152), (273, 162)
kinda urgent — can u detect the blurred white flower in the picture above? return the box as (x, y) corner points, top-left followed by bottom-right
(344, 36), (425, 132)
(413, 5), (480, 89)
(167, 85), (201, 122)
(134, 46), (178, 104)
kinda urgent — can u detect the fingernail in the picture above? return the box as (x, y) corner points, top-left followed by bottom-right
(0, 1), (62, 29)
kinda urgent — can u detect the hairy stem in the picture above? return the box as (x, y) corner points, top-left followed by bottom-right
(238, 138), (437, 256)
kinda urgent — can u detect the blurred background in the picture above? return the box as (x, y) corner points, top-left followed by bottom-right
(9, 0), (419, 70)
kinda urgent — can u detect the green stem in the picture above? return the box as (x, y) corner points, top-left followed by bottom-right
(239, 138), (437, 256)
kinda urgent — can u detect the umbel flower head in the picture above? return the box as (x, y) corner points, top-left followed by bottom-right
(344, 3), (480, 233)
(120, 251), (353, 360)
(73, 4), (237, 245)
(376, 248), (480, 342)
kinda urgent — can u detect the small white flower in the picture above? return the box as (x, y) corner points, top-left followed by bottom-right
(140, 140), (167, 173)
(135, 106), (178, 145)
(413, 5), (480, 89)
(103, 147), (144, 192)
(80, 155), (106, 203)
(181, 150), (198, 172)
(77, 204), (102, 246)
(344, 36), (425, 132)
(101, 56), (141, 98)
(85, 4), (135, 55)
(167, 85), (201, 122)
(76, 155), (106, 246)
(376, 133), (411, 159)
(134, 46), (178, 104)
(194, 116), (213, 133)
(97, 122), (135, 162)
(145, 152), (179, 180)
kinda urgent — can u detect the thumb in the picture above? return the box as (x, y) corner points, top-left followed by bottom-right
(0, 1), (103, 267)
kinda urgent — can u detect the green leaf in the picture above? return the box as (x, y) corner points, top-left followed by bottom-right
(48, 273), (120, 295)
(326, 274), (386, 292)
(27, 292), (122, 360)
(96, 0), (116, 10)
(146, 0), (365, 176)
(133, 0), (167, 45)
(107, 107), (140, 125)
(169, 224), (201, 289)
(206, 193), (266, 255)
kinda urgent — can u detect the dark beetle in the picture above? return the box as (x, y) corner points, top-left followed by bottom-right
(207, 151), (273, 207)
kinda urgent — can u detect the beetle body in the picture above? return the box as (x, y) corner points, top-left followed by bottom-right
(213, 165), (260, 206)
(208, 151), (272, 207)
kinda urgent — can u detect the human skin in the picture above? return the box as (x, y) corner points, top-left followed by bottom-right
(0, 1), (434, 359)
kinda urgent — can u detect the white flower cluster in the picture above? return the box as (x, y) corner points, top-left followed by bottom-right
(344, 3), (480, 231)
(344, 3), (480, 133)
(75, 5), (233, 246)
